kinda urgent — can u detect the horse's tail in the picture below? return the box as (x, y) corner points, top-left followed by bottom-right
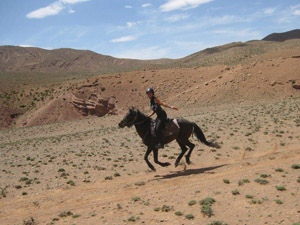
(193, 123), (220, 148)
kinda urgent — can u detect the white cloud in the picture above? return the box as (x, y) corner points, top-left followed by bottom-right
(164, 13), (190, 22)
(212, 28), (261, 39)
(291, 4), (300, 9)
(19, 44), (34, 48)
(125, 5), (133, 9)
(126, 21), (142, 28)
(68, 9), (75, 13)
(61, 0), (90, 4)
(113, 46), (169, 59)
(293, 10), (300, 16)
(127, 22), (136, 28)
(263, 8), (276, 15)
(26, 0), (90, 19)
(26, 2), (64, 19)
(142, 3), (152, 8)
(110, 35), (137, 43)
(160, 0), (213, 12)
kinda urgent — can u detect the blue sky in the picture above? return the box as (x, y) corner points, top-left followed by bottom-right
(0, 0), (300, 59)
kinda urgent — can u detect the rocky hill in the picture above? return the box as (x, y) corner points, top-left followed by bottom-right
(0, 46), (173, 74)
(262, 29), (300, 42)
(1, 30), (300, 128)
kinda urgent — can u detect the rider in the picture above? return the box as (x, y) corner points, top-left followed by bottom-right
(146, 88), (178, 149)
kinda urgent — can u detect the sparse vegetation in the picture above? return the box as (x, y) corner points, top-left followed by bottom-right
(207, 221), (228, 225)
(185, 214), (195, 220)
(188, 200), (197, 206)
(291, 164), (300, 169)
(175, 211), (183, 216)
(0, 67), (300, 225)
(276, 186), (286, 191)
(232, 189), (240, 195)
(200, 197), (216, 217)
(254, 178), (269, 185)
(223, 179), (230, 184)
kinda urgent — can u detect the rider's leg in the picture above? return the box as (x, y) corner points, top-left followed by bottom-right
(155, 119), (164, 149)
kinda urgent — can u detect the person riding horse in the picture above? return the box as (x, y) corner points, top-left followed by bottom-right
(146, 88), (178, 149)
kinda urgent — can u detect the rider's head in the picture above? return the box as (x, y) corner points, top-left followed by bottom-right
(146, 88), (154, 98)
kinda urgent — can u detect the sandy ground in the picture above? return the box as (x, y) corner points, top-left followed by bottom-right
(1, 97), (300, 225)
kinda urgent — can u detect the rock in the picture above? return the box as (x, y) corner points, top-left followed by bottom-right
(271, 81), (277, 86)
(71, 94), (116, 117)
(292, 83), (300, 90)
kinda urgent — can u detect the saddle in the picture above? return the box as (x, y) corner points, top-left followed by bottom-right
(150, 118), (180, 137)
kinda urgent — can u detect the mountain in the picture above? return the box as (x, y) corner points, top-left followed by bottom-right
(0, 46), (174, 74)
(262, 29), (300, 42)
(2, 29), (300, 75)
(175, 38), (300, 67)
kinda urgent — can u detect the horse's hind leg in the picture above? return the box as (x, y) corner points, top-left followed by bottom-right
(185, 141), (195, 165)
(175, 140), (188, 167)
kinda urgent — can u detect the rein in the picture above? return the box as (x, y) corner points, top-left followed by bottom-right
(133, 114), (149, 125)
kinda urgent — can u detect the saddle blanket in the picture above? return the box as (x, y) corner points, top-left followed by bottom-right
(150, 119), (180, 137)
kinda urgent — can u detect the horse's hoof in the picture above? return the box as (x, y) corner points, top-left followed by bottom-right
(162, 162), (171, 167)
(175, 163), (178, 168)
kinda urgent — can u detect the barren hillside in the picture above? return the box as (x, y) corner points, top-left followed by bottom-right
(263, 29), (300, 42)
(1, 31), (300, 225)
(0, 46), (173, 74)
(7, 47), (299, 128)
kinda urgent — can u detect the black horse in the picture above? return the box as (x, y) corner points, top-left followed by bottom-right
(118, 108), (219, 171)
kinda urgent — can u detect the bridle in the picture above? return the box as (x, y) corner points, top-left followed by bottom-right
(125, 110), (149, 126)
(132, 111), (149, 125)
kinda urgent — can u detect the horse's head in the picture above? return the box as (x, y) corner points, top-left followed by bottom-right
(119, 107), (138, 128)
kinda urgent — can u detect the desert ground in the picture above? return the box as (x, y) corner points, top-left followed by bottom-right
(0, 45), (300, 225)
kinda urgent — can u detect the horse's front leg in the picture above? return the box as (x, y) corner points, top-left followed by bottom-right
(153, 148), (171, 167)
(144, 147), (156, 171)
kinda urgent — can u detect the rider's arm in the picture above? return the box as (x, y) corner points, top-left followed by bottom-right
(155, 98), (178, 110)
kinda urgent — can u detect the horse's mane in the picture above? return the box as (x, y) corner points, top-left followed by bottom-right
(136, 109), (150, 121)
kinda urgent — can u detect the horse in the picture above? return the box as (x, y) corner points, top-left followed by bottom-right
(118, 107), (219, 171)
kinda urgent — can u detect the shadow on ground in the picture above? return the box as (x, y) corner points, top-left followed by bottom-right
(153, 164), (226, 180)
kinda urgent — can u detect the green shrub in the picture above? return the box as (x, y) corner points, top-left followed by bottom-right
(199, 197), (216, 206)
(201, 204), (213, 217)
(175, 211), (183, 216)
(276, 186), (286, 191)
(292, 164), (300, 169)
(232, 189), (240, 195)
(207, 221), (228, 225)
(188, 200), (197, 206)
(223, 179), (230, 184)
(245, 194), (254, 199)
(254, 178), (269, 185)
(185, 214), (195, 220)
